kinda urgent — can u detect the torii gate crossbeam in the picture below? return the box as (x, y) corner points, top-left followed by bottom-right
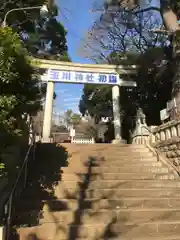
(34, 58), (138, 143)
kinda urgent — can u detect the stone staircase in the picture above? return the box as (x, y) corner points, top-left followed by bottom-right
(12, 143), (180, 239)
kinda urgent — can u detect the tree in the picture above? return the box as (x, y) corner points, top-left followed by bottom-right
(104, 0), (180, 31)
(64, 109), (82, 127)
(101, 1), (180, 121)
(79, 3), (174, 140)
(71, 113), (82, 126)
(79, 48), (173, 140)
(79, 84), (113, 123)
(80, 1), (165, 61)
(64, 109), (73, 126)
(0, 0), (70, 60)
(0, 27), (42, 147)
(78, 117), (99, 139)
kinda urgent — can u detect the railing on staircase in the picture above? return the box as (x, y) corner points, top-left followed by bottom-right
(132, 120), (180, 144)
(132, 120), (180, 174)
(151, 120), (180, 142)
(140, 125), (161, 145)
(132, 125), (152, 145)
(2, 132), (36, 240)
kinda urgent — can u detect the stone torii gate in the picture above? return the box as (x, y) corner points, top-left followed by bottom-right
(35, 59), (137, 143)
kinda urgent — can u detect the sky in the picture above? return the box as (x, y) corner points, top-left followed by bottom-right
(54, 0), (99, 114)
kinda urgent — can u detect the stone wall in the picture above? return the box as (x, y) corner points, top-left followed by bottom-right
(153, 137), (180, 169)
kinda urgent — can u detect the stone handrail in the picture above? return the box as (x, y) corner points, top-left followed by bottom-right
(132, 120), (180, 145)
(151, 120), (180, 143)
(132, 119), (180, 173)
(132, 124), (152, 145)
(142, 120), (180, 171)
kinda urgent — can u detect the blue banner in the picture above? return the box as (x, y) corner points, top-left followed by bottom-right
(48, 69), (119, 85)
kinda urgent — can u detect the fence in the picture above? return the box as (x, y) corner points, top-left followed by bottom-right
(71, 138), (95, 144)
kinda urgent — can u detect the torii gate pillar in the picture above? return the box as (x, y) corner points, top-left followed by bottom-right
(42, 81), (54, 142)
(112, 85), (121, 143)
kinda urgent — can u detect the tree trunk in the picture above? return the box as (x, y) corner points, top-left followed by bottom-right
(162, 9), (179, 31)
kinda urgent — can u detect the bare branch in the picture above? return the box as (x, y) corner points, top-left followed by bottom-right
(78, 3), (166, 62)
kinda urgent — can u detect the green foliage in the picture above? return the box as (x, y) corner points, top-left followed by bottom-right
(0, 163), (5, 168)
(64, 109), (82, 127)
(79, 84), (112, 123)
(0, 163), (5, 177)
(0, 0), (70, 60)
(0, 27), (42, 145)
(71, 113), (81, 126)
(64, 109), (73, 125)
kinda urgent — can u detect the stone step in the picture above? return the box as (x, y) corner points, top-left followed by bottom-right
(85, 188), (180, 199)
(93, 154), (153, 159)
(14, 208), (180, 226)
(64, 146), (150, 154)
(68, 147), (148, 153)
(52, 179), (180, 191)
(60, 161), (164, 173)
(63, 167), (170, 174)
(22, 186), (180, 200)
(79, 144), (147, 150)
(16, 221), (180, 240)
(104, 197), (180, 209)
(88, 180), (180, 189)
(94, 161), (162, 167)
(66, 143), (145, 147)
(91, 147), (152, 152)
(93, 157), (158, 163)
(61, 173), (176, 181)
(95, 152), (154, 158)
(38, 209), (180, 225)
(14, 197), (180, 213)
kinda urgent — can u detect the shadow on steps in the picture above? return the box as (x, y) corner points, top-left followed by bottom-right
(11, 146), (129, 239)
(10, 143), (69, 239)
(66, 155), (124, 239)
(67, 156), (95, 240)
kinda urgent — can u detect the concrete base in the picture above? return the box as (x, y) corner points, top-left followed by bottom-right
(0, 226), (5, 240)
(112, 139), (127, 144)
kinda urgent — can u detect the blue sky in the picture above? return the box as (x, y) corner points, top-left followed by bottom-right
(54, 0), (98, 114)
